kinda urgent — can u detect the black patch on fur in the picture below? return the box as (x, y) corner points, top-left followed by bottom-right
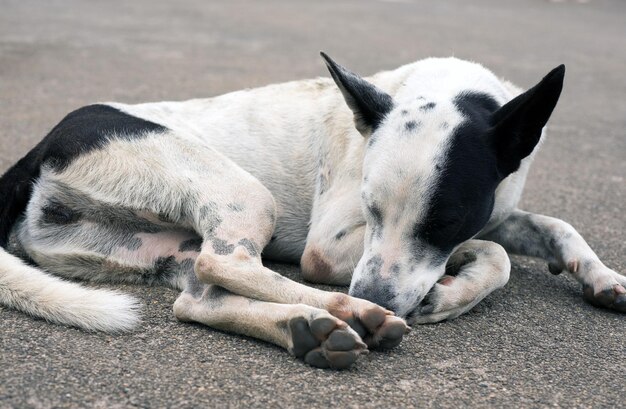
(41, 201), (80, 225)
(0, 105), (167, 248)
(158, 212), (177, 224)
(365, 255), (383, 276)
(366, 202), (384, 239)
(445, 251), (478, 276)
(199, 202), (222, 236)
(367, 202), (383, 227)
(40, 104), (167, 172)
(227, 203), (244, 212)
(179, 238), (203, 252)
(401, 110), (409, 116)
(153, 256), (178, 282)
(185, 273), (206, 298)
(413, 91), (502, 253)
(237, 238), (259, 257)
(405, 121), (419, 132)
(176, 258), (196, 276)
(419, 102), (436, 111)
(454, 92), (500, 119)
(41, 182), (164, 235)
(212, 238), (234, 255)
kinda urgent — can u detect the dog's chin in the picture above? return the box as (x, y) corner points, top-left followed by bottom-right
(399, 289), (438, 323)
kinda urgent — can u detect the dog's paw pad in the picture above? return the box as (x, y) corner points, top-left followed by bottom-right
(583, 284), (626, 313)
(288, 315), (366, 369)
(309, 316), (338, 340)
(289, 317), (321, 358)
(324, 350), (360, 369)
(356, 308), (409, 351)
(304, 348), (329, 368)
(374, 317), (410, 350)
(360, 306), (387, 332)
(325, 329), (360, 351)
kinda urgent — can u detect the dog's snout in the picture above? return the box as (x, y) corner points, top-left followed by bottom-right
(349, 282), (397, 313)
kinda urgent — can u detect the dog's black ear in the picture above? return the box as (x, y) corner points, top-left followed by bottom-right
(320, 52), (393, 136)
(489, 65), (565, 177)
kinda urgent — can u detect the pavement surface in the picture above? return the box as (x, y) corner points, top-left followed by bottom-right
(1, 0), (625, 408)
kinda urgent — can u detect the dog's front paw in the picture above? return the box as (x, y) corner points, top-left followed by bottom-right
(581, 265), (626, 313)
(409, 275), (486, 324)
(326, 294), (410, 350)
(287, 313), (367, 370)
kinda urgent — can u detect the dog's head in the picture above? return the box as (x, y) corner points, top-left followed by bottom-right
(321, 53), (564, 317)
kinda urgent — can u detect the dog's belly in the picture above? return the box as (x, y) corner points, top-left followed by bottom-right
(110, 97), (326, 265)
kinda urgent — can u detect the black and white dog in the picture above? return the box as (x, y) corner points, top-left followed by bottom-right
(1, 54), (623, 369)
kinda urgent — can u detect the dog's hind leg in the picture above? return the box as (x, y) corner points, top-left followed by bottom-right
(174, 275), (368, 369)
(33, 133), (407, 361)
(480, 209), (626, 312)
(410, 240), (511, 324)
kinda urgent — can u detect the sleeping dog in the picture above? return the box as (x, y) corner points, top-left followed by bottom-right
(1, 53), (623, 369)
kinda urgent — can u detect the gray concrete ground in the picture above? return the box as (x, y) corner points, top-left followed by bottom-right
(1, 0), (625, 407)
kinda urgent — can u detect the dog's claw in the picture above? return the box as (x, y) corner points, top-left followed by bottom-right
(583, 284), (626, 313)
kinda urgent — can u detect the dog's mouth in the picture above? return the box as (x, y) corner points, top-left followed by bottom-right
(404, 290), (436, 323)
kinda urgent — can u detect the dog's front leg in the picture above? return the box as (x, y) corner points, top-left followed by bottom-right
(174, 276), (368, 369)
(480, 209), (625, 312)
(192, 248), (408, 351)
(410, 240), (511, 324)
(301, 184), (366, 286)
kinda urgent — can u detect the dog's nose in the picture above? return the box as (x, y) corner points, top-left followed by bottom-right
(349, 283), (398, 313)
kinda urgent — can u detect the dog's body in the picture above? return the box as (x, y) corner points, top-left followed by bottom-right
(1, 55), (624, 369)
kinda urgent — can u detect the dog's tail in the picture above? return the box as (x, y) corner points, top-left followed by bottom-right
(0, 247), (140, 331)
(0, 150), (140, 332)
